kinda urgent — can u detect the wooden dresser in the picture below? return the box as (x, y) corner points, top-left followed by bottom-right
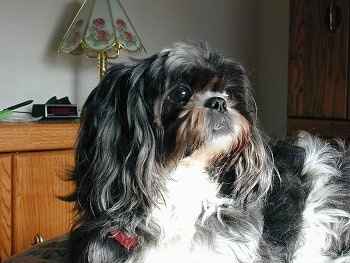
(288, 0), (350, 138)
(0, 121), (78, 262)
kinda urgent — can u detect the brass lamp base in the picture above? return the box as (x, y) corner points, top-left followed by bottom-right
(97, 52), (107, 80)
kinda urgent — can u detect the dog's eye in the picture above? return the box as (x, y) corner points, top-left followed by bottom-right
(168, 86), (192, 105)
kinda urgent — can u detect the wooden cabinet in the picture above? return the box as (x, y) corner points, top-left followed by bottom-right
(0, 122), (78, 262)
(288, 0), (350, 138)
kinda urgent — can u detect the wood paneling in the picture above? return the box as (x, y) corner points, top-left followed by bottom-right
(288, 0), (349, 119)
(288, 118), (350, 138)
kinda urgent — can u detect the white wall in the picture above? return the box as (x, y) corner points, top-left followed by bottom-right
(1, 0), (100, 112)
(0, 0), (288, 137)
(257, 0), (289, 137)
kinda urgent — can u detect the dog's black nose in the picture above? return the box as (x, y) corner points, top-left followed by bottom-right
(204, 97), (227, 113)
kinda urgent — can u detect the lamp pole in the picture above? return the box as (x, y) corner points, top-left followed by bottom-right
(97, 51), (107, 80)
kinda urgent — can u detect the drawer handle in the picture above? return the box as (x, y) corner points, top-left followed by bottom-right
(327, 0), (341, 34)
(32, 233), (44, 245)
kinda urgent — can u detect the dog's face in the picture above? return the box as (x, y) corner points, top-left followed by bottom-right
(135, 42), (258, 165)
(75, 41), (270, 218)
(158, 45), (253, 165)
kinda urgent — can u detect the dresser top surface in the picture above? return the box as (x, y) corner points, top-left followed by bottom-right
(0, 121), (78, 153)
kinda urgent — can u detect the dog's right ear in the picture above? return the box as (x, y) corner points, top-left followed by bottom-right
(70, 53), (171, 227)
(66, 52), (173, 263)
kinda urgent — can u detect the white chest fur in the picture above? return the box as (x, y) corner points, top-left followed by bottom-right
(127, 158), (260, 263)
(152, 159), (219, 245)
(144, 159), (220, 262)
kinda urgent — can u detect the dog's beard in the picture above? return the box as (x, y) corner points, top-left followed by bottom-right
(172, 91), (251, 165)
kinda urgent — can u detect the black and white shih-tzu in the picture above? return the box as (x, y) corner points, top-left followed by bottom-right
(66, 41), (350, 262)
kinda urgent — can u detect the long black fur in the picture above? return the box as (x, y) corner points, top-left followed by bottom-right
(66, 41), (350, 262)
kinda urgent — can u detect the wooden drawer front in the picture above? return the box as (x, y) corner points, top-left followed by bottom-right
(11, 150), (74, 254)
(0, 154), (11, 261)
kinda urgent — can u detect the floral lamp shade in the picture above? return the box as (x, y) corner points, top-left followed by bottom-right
(58, 0), (144, 78)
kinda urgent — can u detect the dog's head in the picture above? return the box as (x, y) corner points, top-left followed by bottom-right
(73, 41), (272, 226)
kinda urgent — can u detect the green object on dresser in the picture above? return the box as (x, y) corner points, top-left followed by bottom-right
(0, 110), (12, 119)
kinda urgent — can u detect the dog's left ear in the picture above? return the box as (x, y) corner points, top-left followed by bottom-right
(71, 53), (169, 225)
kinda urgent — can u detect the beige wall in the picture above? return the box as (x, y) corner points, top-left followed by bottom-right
(0, 0), (288, 136)
(257, 0), (289, 137)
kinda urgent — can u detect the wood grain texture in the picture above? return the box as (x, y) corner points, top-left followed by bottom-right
(11, 150), (74, 254)
(0, 122), (78, 153)
(288, 117), (350, 138)
(0, 122), (78, 261)
(0, 154), (11, 261)
(288, 0), (349, 119)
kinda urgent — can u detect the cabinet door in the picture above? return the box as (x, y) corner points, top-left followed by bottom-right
(11, 150), (74, 254)
(288, 0), (350, 119)
(0, 154), (11, 261)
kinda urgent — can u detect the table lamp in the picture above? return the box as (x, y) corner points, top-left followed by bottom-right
(58, 0), (144, 80)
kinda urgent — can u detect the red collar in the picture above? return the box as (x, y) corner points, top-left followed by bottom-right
(110, 230), (139, 249)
